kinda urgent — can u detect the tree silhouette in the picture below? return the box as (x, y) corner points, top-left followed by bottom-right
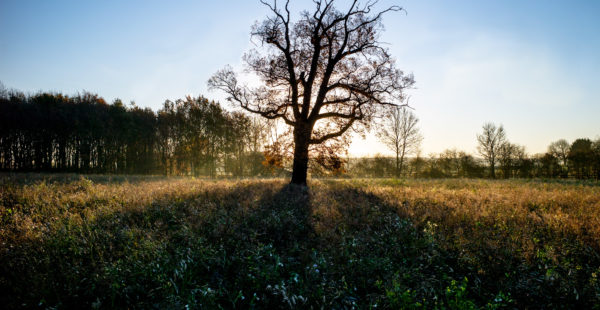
(548, 139), (570, 177)
(458, 152), (484, 178)
(569, 138), (593, 179)
(208, 0), (414, 185)
(592, 138), (600, 180)
(538, 152), (560, 178)
(376, 105), (422, 178)
(0, 87), (268, 177)
(476, 123), (506, 179)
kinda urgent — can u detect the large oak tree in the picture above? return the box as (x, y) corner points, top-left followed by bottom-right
(209, 0), (414, 185)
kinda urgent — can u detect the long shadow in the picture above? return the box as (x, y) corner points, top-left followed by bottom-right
(3, 179), (599, 308)
(226, 182), (315, 251)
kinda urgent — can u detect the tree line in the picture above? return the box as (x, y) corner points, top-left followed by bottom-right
(0, 86), (598, 179)
(0, 87), (280, 176)
(348, 139), (600, 180)
(351, 120), (599, 180)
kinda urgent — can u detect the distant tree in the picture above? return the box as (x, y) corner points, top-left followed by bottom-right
(498, 141), (530, 178)
(157, 101), (178, 175)
(243, 116), (270, 176)
(224, 112), (251, 176)
(592, 138), (600, 180)
(376, 106), (422, 178)
(209, 0), (414, 185)
(370, 154), (394, 177)
(458, 152), (484, 178)
(569, 138), (593, 179)
(512, 145), (532, 178)
(411, 150), (426, 178)
(498, 142), (514, 178)
(476, 123), (506, 178)
(156, 96), (232, 177)
(538, 153), (560, 178)
(0, 81), (7, 99)
(422, 153), (444, 178)
(247, 116), (269, 154)
(548, 139), (570, 177)
(438, 149), (460, 177)
(348, 154), (392, 178)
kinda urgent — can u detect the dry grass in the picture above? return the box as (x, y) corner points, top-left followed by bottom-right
(1, 174), (599, 308)
(361, 178), (600, 257)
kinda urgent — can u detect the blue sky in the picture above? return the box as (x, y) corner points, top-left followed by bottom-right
(1, 0), (599, 156)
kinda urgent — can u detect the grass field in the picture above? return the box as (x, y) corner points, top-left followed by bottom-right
(1, 174), (599, 309)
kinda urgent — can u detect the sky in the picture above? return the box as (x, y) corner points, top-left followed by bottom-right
(1, 0), (599, 157)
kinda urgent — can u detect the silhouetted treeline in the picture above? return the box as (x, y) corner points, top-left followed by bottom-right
(347, 153), (486, 179)
(1, 87), (598, 179)
(348, 140), (600, 180)
(0, 89), (269, 176)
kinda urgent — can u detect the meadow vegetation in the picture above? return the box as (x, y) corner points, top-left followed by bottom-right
(1, 174), (599, 308)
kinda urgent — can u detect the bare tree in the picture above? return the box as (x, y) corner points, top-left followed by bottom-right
(208, 0), (414, 185)
(376, 105), (422, 177)
(476, 123), (506, 178)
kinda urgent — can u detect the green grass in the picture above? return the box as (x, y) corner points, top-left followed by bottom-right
(1, 175), (599, 308)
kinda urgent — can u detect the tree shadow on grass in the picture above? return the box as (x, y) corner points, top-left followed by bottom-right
(3, 180), (599, 308)
(0, 181), (459, 308)
(244, 183), (315, 250)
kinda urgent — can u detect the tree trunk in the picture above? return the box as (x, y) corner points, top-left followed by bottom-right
(399, 155), (405, 178)
(399, 144), (406, 178)
(291, 126), (310, 185)
(395, 153), (399, 178)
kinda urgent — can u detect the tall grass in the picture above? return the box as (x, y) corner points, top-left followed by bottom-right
(1, 175), (598, 308)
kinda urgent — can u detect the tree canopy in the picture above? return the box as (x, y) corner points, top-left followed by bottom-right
(209, 0), (414, 184)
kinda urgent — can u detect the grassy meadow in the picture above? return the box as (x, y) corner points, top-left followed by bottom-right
(1, 174), (599, 309)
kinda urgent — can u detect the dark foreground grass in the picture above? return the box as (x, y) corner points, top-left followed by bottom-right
(0, 175), (599, 309)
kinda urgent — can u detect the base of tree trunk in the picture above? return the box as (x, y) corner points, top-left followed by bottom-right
(291, 130), (310, 186)
(290, 172), (308, 186)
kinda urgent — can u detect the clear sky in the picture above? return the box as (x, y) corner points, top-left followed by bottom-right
(1, 0), (599, 156)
